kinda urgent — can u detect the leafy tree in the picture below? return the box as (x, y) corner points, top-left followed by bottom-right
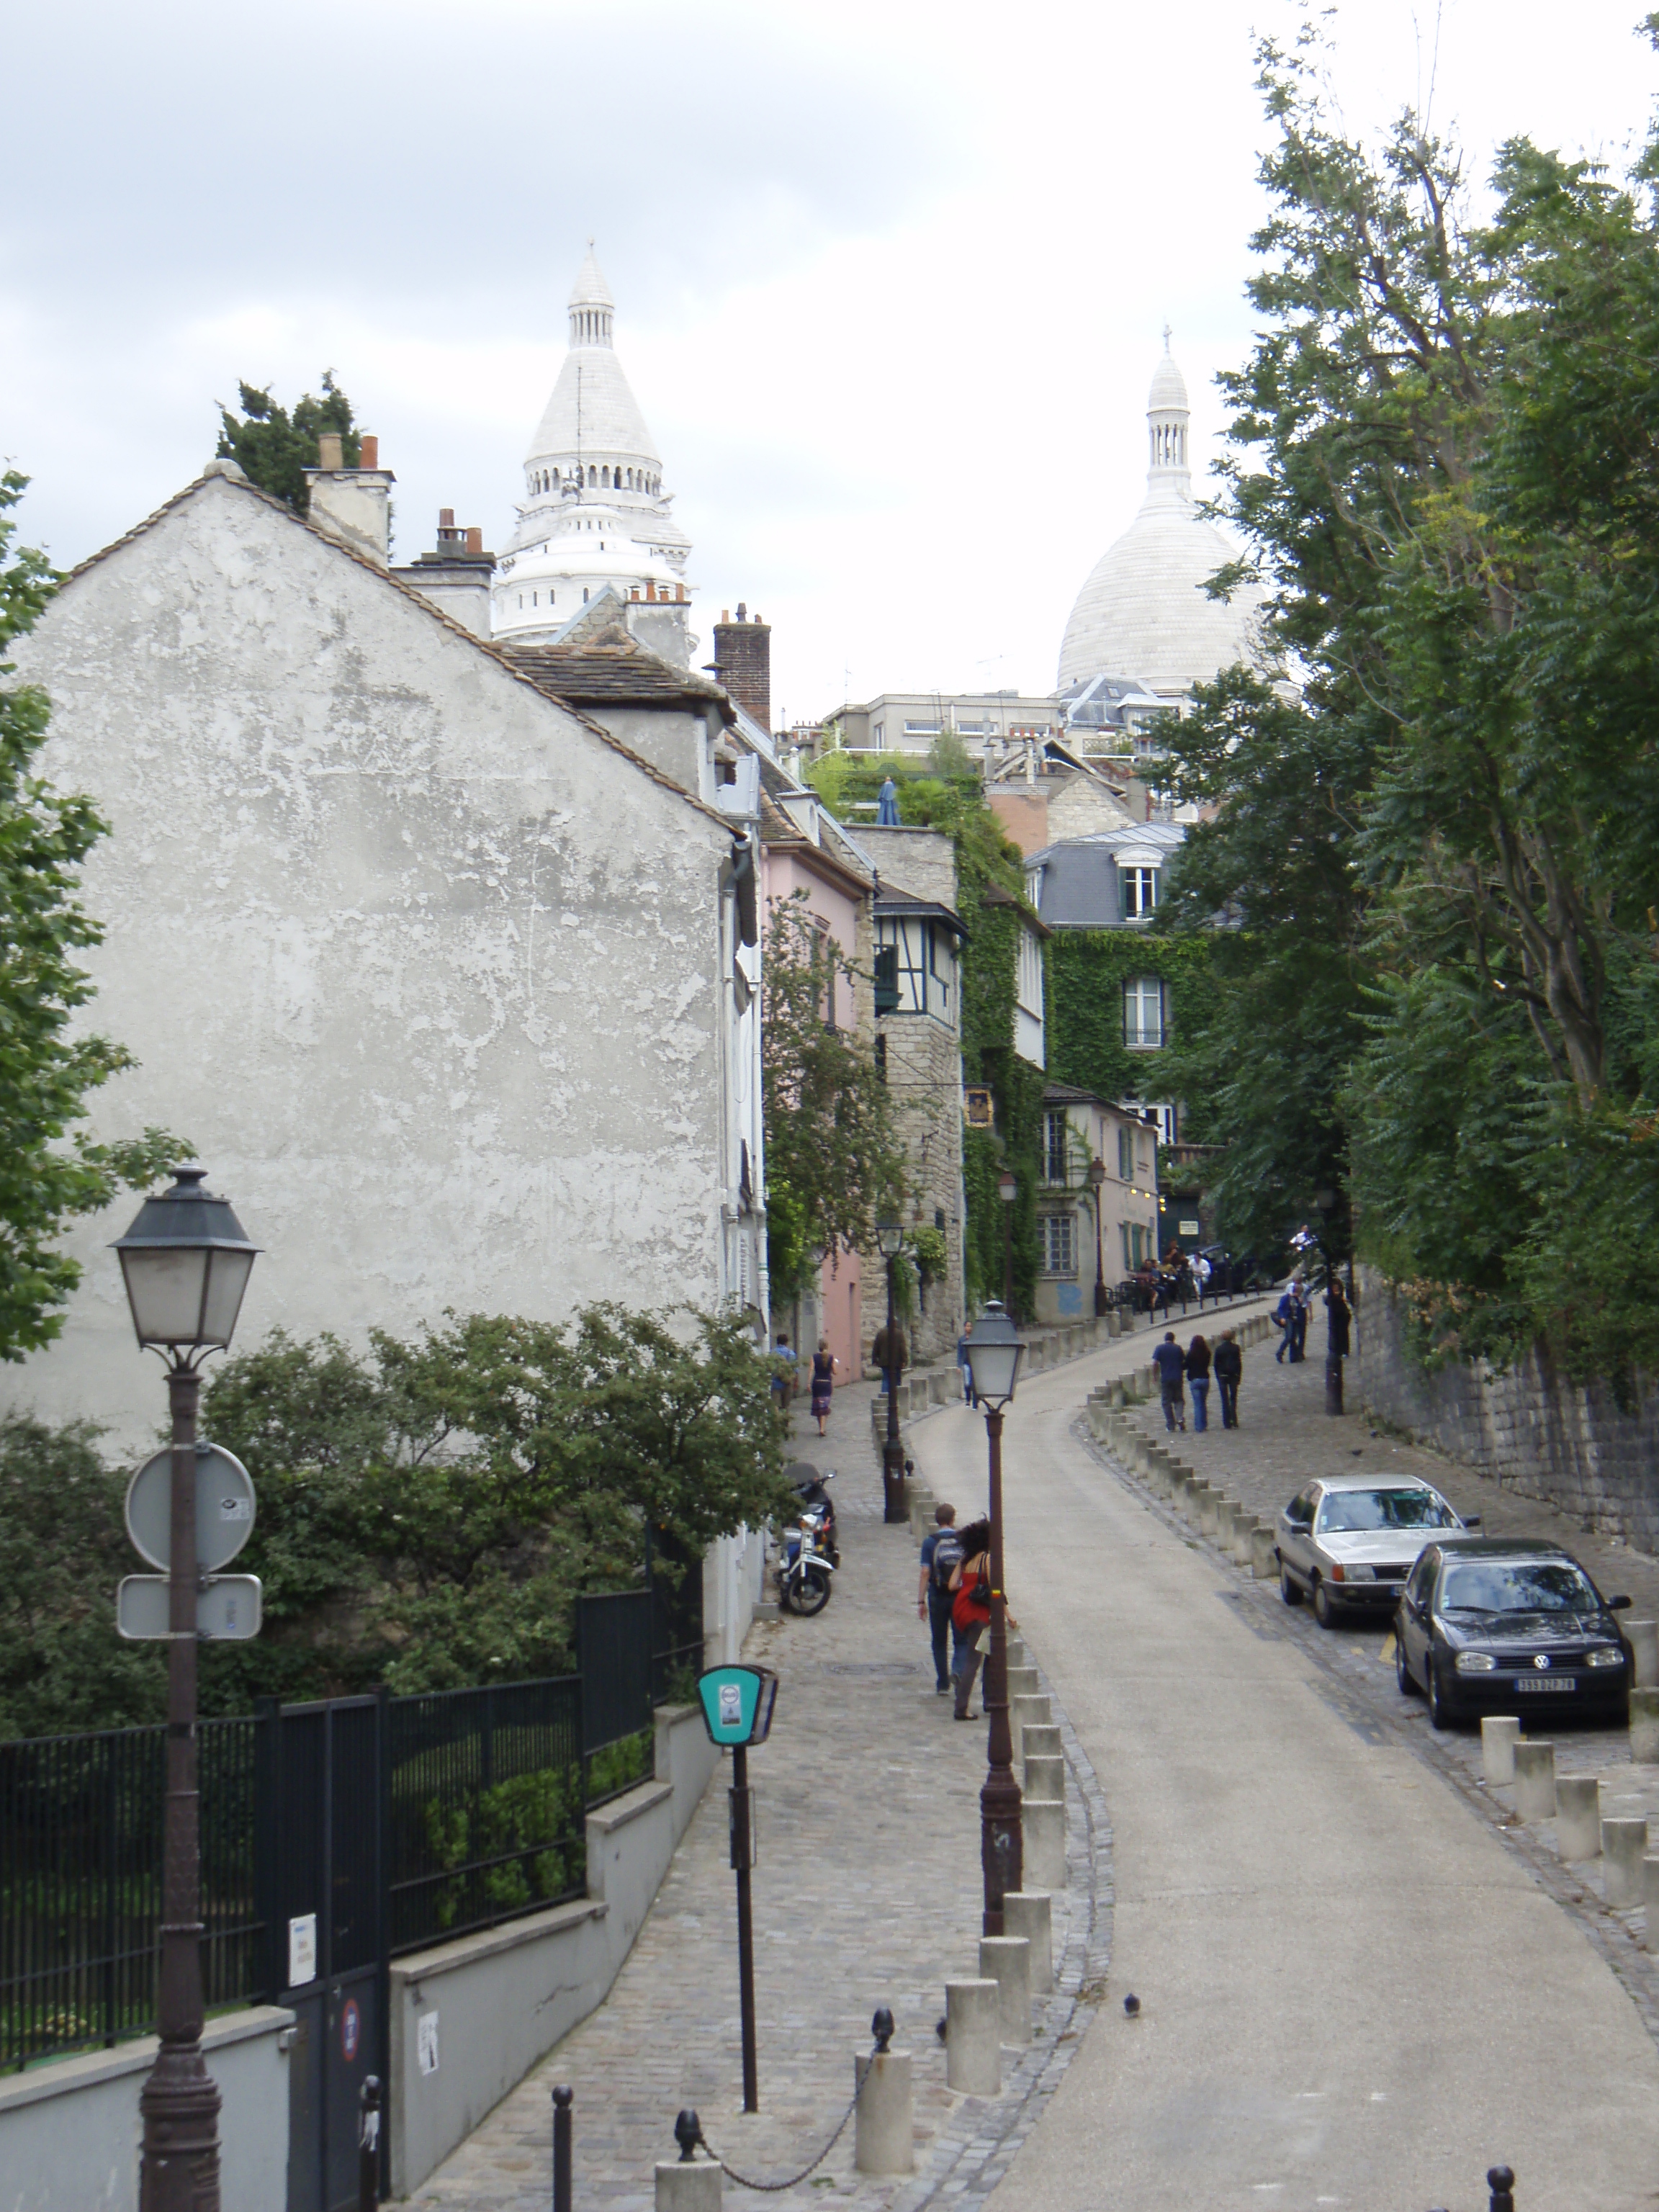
(762, 890), (904, 1299)
(0, 472), (179, 1361)
(215, 372), (360, 512)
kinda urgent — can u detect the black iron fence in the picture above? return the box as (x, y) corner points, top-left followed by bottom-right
(1, 1570), (701, 2073)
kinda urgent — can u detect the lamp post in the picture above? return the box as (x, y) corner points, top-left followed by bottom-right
(114, 1166), (259, 2212)
(997, 1169), (1017, 1314)
(963, 1303), (1025, 1934)
(1313, 1186), (1344, 1416)
(1087, 1156), (1107, 1317)
(876, 1219), (908, 1524)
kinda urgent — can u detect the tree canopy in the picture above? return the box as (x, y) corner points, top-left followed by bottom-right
(215, 372), (361, 511)
(1156, 15), (1659, 1383)
(0, 472), (178, 1360)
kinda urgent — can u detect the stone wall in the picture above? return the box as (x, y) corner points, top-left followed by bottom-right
(1355, 1266), (1659, 1550)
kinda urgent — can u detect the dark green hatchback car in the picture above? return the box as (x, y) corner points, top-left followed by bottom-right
(1394, 1537), (1634, 1730)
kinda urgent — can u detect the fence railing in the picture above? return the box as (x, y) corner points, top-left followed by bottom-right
(1, 1575), (702, 2072)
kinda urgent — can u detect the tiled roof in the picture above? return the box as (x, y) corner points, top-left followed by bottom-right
(503, 641), (734, 719)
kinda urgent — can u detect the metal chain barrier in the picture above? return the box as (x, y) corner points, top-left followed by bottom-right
(681, 2013), (891, 2193)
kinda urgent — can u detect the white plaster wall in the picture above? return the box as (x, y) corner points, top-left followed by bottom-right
(6, 474), (735, 1447)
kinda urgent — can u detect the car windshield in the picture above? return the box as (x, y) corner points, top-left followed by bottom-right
(1439, 1560), (1601, 1614)
(1316, 1488), (1457, 1533)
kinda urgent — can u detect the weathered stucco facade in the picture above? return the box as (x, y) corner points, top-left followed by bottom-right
(6, 465), (755, 1449)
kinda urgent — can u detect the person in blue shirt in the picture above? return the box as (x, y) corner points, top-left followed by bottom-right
(1151, 1330), (1187, 1431)
(917, 1504), (963, 1694)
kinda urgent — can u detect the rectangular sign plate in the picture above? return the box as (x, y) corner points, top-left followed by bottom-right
(117, 1574), (263, 1640)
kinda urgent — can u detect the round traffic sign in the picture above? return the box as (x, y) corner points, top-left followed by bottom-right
(125, 1443), (256, 1573)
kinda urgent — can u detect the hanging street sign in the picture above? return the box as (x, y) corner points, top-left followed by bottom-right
(125, 1442), (256, 1573)
(117, 1574), (263, 1641)
(696, 1664), (778, 1748)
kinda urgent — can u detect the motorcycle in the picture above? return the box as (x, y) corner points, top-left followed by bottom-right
(778, 1518), (835, 1614)
(786, 1462), (839, 1565)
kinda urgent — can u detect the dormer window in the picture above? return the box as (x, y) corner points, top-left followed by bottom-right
(1121, 866), (1159, 919)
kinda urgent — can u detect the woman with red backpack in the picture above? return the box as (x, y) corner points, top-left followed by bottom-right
(948, 1518), (994, 1720)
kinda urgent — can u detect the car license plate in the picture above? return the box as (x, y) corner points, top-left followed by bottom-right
(1514, 1677), (1575, 1693)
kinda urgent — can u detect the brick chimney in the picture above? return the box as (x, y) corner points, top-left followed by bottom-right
(303, 433), (395, 565)
(712, 602), (771, 732)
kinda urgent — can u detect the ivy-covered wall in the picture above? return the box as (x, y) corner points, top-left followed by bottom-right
(1046, 930), (1216, 1137)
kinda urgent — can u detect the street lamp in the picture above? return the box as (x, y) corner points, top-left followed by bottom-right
(114, 1166), (259, 2212)
(1087, 1156), (1107, 1317)
(997, 1169), (1017, 1313)
(875, 1218), (908, 1524)
(963, 1302), (1025, 1934)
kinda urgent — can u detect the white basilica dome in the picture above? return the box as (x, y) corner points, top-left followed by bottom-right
(1058, 341), (1264, 696)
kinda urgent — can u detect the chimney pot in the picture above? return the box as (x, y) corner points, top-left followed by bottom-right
(360, 434), (379, 468)
(465, 526), (483, 556)
(317, 432), (343, 469)
(721, 609), (730, 623)
(736, 601), (747, 621)
(439, 507), (455, 529)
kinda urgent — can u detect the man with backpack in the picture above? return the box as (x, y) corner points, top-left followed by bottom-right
(918, 1504), (963, 1694)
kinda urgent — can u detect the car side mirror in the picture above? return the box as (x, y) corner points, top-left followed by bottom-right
(1460, 1514), (1482, 1529)
(1609, 1594), (1633, 1611)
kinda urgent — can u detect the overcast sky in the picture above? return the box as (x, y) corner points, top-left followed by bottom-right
(4, 0), (1656, 724)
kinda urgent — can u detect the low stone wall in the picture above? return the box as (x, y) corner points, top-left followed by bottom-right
(0, 2003), (293, 2212)
(1355, 1267), (1659, 1550)
(387, 1701), (717, 2197)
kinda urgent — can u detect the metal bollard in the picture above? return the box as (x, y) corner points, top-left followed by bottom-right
(358, 2075), (382, 2212)
(1488, 2164), (1516, 2212)
(552, 2085), (572, 2212)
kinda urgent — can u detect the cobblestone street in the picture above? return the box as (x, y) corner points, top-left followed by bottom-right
(397, 1331), (1168, 2211)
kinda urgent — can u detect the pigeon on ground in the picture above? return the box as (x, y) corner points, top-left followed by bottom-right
(1123, 1995), (1141, 2018)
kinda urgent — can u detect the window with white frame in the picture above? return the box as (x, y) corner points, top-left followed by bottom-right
(1123, 977), (1164, 1048)
(1043, 1110), (1071, 1185)
(1117, 1124), (1133, 1180)
(1016, 920), (1043, 1017)
(1121, 865), (1159, 918)
(1120, 1098), (1178, 1146)
(1040, 1213), (1076, 1274)
(875, 914), (954, 1020)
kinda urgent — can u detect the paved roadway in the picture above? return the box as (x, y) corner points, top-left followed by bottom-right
(907, 1344), (1659, 2211)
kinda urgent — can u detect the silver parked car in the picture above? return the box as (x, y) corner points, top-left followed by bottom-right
(1277, 1475), (1478, 1628)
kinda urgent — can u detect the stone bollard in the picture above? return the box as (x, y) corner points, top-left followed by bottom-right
(1022, 1722), (1061, 1776)
(1644, 1858), (1659, 1951)
(1482, 1715), (1522, 1786)
(1603, 1817), (1649, 1906)
(657, 2116), (721, 2212)
(1229, 1506), (1254, 1566)
(1555, 1776), (1602, 1861)
(1025, 1753), (1066, 1804)
(854, 2050), (914, 2176)
(1513, 1740), (1557, 1821)
(1251, 1524), (1277, 1580)
(1631, 1688), (1659, 1764)
(1012, 1693), (1052, 1774)
(979, 1936), (1032, 2045)
(1198, 1489), (1223, 1541)
(1629, 1620), (1659, 1688)
(1023, 1797), (1067, 1892)
(945, 1979), (1001, 2093)
(1005, 1635), (1028, 1673)
(1002, 1891), (1053, 1995)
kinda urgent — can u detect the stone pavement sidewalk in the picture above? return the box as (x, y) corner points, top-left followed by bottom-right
(400, 1340), (1140, 2210)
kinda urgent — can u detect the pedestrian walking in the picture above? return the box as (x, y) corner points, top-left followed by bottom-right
(1288, 1274), (1310, 1363)
(1272, 1284), (1295, 1362)
(1185, 1331), (1212, 1431)
(1151, 1328), (1187, 1431)
(1325, 1280), (1352, 1361)
(948, 1517), (994, 1719)
(1213, 1327), (1243, 1428)
(771, 1331), (797, 1409)
(917, 1505), (963, 1695)
(809, 1338), (837, 1435)
(872, 1319), (907, 1396)
(956, 1330), (976, 1408)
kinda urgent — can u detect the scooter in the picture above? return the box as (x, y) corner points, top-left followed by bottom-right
(778, 1516), (835, 1615)
(788, 1463), (839, 1565)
